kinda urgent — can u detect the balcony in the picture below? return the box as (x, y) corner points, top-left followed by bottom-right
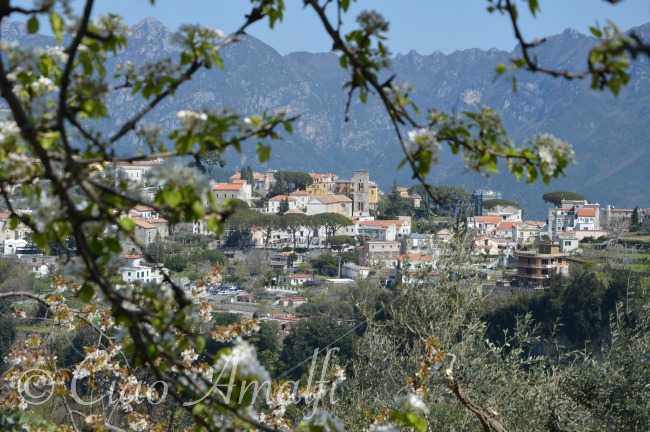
(517, 272), (550, 280)
(517, 262), (544, 269)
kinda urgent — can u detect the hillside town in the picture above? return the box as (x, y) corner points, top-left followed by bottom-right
(2, 162), (648, 327)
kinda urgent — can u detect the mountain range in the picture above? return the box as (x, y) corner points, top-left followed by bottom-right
(3, 18), (650, 218)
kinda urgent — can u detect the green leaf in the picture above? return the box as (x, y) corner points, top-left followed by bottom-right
(78, 283), (95, 303)
(590, 26), (602, 39)
(27, 16), (39, 34)
(388, 411), (428, 432)
(495, 63), (507, 74)
(163, 189), (182, 208)
(196, 335), (206, 353)
(118, 217), (136, 232)
(192, 201), (205, 219)
(49, 12), (63, 44)
(256, 143), (271, 162)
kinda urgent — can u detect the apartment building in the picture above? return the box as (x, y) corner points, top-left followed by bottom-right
(514, 241), (569, 287)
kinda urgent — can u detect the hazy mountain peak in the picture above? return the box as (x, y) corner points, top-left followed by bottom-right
(0, 20), (27, 40)
(132, 17), (170, 40)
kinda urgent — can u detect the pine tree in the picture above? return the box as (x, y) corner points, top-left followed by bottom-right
(631, 206), (640, 231)
(278, 197), (289, 215)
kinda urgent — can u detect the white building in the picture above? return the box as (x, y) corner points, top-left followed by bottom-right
(306, 195), (352, 218)
(116, 160), (163, 185)
(212, 180), (253, 206)
(119, 254), (168, 285)
(547, 200), (601, 238)
(267, 195), (299, 214)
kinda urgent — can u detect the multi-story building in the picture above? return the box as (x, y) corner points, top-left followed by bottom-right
(472, 188), (502, 216)
(306, 195), (352, 218)
(512, 222), (542, 245)
(547, 199), (600, 237)
(306, 173), (339, 198)
(352, 170), (371, 217)
(483, 204), (522, 221)
(599, 205), (650, 227)
(358, 240), (401, 268)
(119, 254), (168, 285)
(397, 187), (422, 209)
(230, 171), (271, 195)
(289, 190), (310, 209)
(267, 195), (299, 214)
(514, 241), (569, 287)
(212, 179), (253, 206)
(115, 159), (163, 185)
(350, 217), (412, 241)
(466, 215), (502, 237)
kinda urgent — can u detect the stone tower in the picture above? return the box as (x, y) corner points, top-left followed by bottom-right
(352, 170), (370, 217)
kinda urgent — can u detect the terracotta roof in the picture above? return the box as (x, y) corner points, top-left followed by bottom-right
(133, 219), (156, 229)
(148, 218), (168, 224)
(313, 194), (352, 204)
(213, 183), (244, 191)
(134, 205), (154, 212)
(525, 220), (546, 227)
(290, 190), (309, 196)
(309, 173), (337, 181)
(232, 179), (246, 184)
(289, 273), (312, 279)
(577, 208), (596, 217)
(360, 219), (404, 229)
(497, 221), (521, 229)
(269, 195), (297, 201)
(472, 216), (502, 224)
(122, 254), (142, 259)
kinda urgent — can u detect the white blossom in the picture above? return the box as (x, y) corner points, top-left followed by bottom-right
(396, 392), (429, 415)
(177, 109), (208, 129)
(181, 348), (199, 363)
(302, 410), (345, 432)
(407, 127), (441, 165)
(127, 412), (148, 432)
(213, 337), (271, 392)
(0, 119), (21, 144)
(530, 133), (576, 177)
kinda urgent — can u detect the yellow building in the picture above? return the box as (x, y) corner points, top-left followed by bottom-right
(307, 173), (338, 198)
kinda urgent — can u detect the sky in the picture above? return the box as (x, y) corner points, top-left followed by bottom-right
(40, 0), (650, 55)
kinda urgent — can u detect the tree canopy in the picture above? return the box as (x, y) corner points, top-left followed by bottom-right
(542, 191), (588, 206)
(273, 171), (313, 192)
(481, 198), (521, 210)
